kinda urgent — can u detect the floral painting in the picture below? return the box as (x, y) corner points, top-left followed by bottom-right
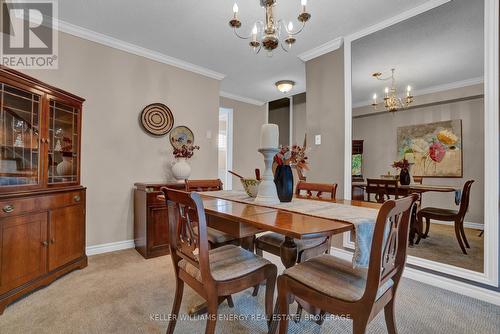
(397, 120), (462, 177)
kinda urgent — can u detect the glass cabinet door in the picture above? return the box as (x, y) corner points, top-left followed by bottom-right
(48, 99), (79, 184)
(0, 83), (41, 187)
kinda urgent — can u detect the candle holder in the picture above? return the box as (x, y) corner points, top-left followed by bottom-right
(255, 147), (280, 205)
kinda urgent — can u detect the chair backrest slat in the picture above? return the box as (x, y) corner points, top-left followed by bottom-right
(365, 194), (418, 300)
(162, 187), (213, 283)
(295, 181), (337, 200)
(458, 180), (474, 217)
(185, 179), (223, 192)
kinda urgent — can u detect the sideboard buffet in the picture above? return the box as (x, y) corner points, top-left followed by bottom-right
(0, 67), (86, 314)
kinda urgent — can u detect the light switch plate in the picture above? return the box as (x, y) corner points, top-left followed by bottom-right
(315, 134), (321, 145)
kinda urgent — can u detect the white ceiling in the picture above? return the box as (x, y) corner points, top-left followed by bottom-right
(352, 0), (484, 106)
(57, 0), (437, 103)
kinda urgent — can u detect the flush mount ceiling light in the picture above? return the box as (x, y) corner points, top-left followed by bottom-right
(229, 0), (311, 55)
(275, 80), (295, 94)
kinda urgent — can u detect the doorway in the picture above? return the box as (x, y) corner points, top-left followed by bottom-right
(218, 108), (233, 190)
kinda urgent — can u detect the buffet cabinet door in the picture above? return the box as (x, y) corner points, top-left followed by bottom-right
(0, 213), (48, 294)
(48, 204), (85, 271)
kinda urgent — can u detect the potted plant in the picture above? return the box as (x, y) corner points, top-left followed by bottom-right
(171, 141), (200, 180)
(392, 158), (411, 185)
(273, 144), (309, 202)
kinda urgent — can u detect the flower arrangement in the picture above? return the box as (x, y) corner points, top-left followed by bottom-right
(391, 158), (410, 170)
(274, 144), (309, 171)
(173, 141), (200, 159)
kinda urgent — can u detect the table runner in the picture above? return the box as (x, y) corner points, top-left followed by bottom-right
(199, 190), (379, 268)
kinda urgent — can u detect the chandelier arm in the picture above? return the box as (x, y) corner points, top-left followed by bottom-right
(233, 27), (252, 40)
(288, 21), (306, 36)
(280, 42), (290, 52)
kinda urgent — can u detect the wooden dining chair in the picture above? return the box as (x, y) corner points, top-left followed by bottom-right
(366, 179), (405, 203)
(162, 188), (277, 334)
(295, 181), (337, 200)
(275, 194), (418, 334)
(185, 179), (239, 249)
(252, 182), (337, 297)
(416, 180), (474, 254)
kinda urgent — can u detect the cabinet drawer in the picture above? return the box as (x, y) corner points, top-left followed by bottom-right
(0, 190), (85, 218)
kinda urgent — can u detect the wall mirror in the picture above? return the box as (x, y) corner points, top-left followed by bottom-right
(344, 0), (498, 286)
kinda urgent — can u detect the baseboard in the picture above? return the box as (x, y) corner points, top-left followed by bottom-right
(331, 247), (500, 306)
(86, 240), (135, 256)
(430, 220), (484, 230)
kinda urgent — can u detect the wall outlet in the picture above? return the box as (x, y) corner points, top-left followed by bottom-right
(315, 134), (321, 145)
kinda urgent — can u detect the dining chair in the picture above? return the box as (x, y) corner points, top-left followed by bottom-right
(162, 188), (277, 334)
(185, 179), (239, 249)
(275, 194), (418, 334)
(252, 182), (337, 298)
(416, 180), (474, 254)
(366, 179), (405, 203)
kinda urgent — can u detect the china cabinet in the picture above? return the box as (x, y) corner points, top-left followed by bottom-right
(0, 66), (86, 314)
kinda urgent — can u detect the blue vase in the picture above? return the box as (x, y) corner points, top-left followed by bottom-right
(274, 165), (294, 202)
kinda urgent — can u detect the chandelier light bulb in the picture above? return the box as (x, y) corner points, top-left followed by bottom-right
(252, 24), (258, 35)
(288, 21), (294, 33)
(385, 87), (389, 95)
(407, 85), (412, 92)
(233, 3), (239, 14)
(373, 93), (377, 100)
(301, 0), (307, 6)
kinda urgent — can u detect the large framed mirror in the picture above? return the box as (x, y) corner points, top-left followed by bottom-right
(343, 0), (498, 286)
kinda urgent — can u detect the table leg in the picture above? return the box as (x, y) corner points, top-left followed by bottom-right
(280, 236), (298, 268)
(240, 235), (255, 252)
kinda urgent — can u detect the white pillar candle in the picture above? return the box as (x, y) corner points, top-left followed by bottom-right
(260, 124), (279, 149)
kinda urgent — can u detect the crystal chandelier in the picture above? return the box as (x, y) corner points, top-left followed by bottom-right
(229, 0), (311, 55)
(371, 69), (414, 112)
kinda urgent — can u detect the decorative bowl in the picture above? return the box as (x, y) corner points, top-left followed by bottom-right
(240, 178), (261, 198)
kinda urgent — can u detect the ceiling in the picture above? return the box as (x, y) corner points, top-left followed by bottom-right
(352, 0), (484, 106)
(56, 0), (436, 103)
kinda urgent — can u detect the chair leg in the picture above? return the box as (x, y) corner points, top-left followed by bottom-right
(252, 247), (264, 297)
(226, 295), (234, 308)
(459, 221), (470, 248)
(277, 276), (290, 334)
(423, 217), (431, 238)
(265, 272), (277, 327)
(353, 317), (369, 334)
(166, 279), (184, 334)
(384, 299), (398, 334)
(415, 215), (423, 245)
(293, 304), (302, 323)
(454, 221), (467, 254)
(205, 298), (218, 334)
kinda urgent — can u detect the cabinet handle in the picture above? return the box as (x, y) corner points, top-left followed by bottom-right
(2, 204), (14, 213)
(50, 238), (55, 244)
(41, 241), (48, 247)
(73, 195), (81, 202)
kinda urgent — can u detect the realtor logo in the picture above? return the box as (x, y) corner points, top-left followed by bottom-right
(1, 0), (58, 69)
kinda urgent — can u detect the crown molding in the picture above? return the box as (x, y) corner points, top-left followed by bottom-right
(352, 76), (484, 109)
(298, 37), (344, 62)
(345, 0), (452, 42)
(55, 19), (226, 80)
(220, 91), (266, 106)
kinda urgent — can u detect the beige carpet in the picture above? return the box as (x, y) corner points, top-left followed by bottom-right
(408, 223), (484, 272)
(0, 249), (499, 334)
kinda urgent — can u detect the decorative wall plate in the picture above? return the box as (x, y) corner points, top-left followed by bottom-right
(170, 126), (194, 149)
(140, 103), (174, 136)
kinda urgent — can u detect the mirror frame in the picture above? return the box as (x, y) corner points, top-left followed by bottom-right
(342, 0), (499, 287)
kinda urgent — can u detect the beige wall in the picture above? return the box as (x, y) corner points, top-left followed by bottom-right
(293, 98), (306, 145)
(23, 32), (220, 246)
(353, 85), (484, 224)
(219, 97), (266, 190)
(305, 48), (345, 196)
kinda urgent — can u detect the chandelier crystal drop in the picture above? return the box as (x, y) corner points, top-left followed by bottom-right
(229, 0), (311, 55)
(371, 69), (414, 112)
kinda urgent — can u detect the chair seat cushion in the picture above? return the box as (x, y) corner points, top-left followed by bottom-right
(179, 245), (273, 282)
(418, 207), (458, 218)
(256, 232), (326, 251)
(283, 254), (393, 302)
(193, 227), (236, 245)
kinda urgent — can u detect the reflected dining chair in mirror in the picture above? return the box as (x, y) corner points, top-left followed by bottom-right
(366, 179), (406, 203)
(275, 194), (418, 334)
(162, 188), (277, 334)
(252, 181), (337, 297)
(416, 180), (474, 254)
(185, 179), (239, 249)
